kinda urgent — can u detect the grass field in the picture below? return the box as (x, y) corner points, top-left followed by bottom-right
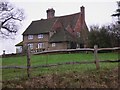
(1, 52), (119, 81)
(2, 52), (118, 66)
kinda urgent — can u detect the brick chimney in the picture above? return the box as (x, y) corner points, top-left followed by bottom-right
(80, 6), (85, 20)
(46, 8), (55, 19)
(80, 6), (85, 23)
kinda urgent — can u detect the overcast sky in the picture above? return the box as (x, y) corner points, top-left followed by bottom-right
(0, 0), (118, 55)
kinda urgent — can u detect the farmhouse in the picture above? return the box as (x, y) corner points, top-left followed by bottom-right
(16, 6), (89, 53)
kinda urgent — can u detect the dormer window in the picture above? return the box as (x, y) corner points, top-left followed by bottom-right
(38, 34), (43, 39)
(28, 35), (33, 40)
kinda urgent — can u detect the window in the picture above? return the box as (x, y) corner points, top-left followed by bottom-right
(28, 43), (33, 49)
(16, 46), (22, 53)
(77, 44), (79, 47)
(28, 35), (33, 40)
(52, 43), (56, 47)
(77, 32), (80, 37)
(38, 34), (43, 39)
(38, 43), (44, 48)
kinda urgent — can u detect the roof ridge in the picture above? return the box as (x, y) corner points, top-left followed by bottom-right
(55, 12), (80, 18)
(32, 12), (80, 22)
(49, 27), (75, 43)
(60, 28), (75, 42)
(62, 28), (67, 41)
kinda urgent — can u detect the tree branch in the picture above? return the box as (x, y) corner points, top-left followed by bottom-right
(0, 7), (14, 12)
(0, 1), (25, 37)
(1, 16), (22, 26)
(2, 26), (16, 33)
(1, 17), (12, 26)
(12, 17), (22, 21)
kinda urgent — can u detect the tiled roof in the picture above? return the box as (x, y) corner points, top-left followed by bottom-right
(49, 28), (76, 43)
(15, 41), (23, 46)
(56, 12), (80, 29)
(23, 18), (57, 35)
(22, 12), (80, 35)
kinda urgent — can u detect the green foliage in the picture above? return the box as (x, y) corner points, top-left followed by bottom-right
(88, 1), (120, 48)
(88, 25), (120, 48)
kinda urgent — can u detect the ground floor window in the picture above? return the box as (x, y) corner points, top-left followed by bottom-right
(16, 46), (22, 53)
(28, 43), (33, 49)
(38, 43), (44, 48)
(52, 43), (56, 47)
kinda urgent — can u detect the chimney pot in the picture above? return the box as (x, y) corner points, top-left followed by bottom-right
(46, 8), (55, 19)
(80, 6), (85, 22)
(80, 6), (85, 16)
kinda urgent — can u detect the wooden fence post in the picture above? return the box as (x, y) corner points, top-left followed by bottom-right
(94, 45), (100, 70)
(26, 46), (31, 78)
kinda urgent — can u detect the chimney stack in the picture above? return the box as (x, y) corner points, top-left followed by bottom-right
(46, 8), (55, 19)
(80, 6), (85, 29)
(80, 6), (85, 21)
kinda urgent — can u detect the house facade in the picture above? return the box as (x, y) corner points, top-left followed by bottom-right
(16, 6), (89, 53)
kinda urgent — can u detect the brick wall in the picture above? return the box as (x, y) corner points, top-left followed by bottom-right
(48, 42), (68, 50)
(23, 34), (49, 51)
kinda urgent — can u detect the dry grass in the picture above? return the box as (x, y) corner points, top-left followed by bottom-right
(2, 67), (119, 88)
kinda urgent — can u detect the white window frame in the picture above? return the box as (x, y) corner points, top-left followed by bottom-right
(38, 43), (44, 48)
(28, 43), (33, 49)
(52, 43), (56, 47)
(77, 32), (80, 37)
(38, 34), (43, 39)
(16, 46), (22, 53)
(28, 35), (33, 40)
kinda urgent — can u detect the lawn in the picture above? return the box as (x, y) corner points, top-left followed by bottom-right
(1, 52), (119, 81)
(2, 52), (118, 66)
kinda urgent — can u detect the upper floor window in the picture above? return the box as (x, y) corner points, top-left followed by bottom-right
(38, 34), (43, 39)
(28, 35), (33, 40)
(38, 43), (44, 48)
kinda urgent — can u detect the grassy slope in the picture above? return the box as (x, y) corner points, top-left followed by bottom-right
(3, 67), (118, 88)
(1, 52), (119, 81)
(2, 52), (118, 66)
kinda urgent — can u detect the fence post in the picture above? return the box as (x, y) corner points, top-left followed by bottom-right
(94, 45), (100, 70)
(26, 46), (31, 78)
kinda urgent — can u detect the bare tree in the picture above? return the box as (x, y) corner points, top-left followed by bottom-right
(112, 1), (120, 24)
(111, 1), (120, 47)
(0, 1), (25, 38)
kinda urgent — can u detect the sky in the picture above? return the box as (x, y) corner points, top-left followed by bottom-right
(0, 0), (118, 55)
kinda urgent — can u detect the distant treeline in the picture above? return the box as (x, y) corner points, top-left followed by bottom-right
(88, 23), (120, 48)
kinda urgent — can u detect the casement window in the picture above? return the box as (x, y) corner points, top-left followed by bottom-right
(28, 35), (33, 40)
(77, 44), (79, 47)
(77, 32), (80, 37)
(52, 43), (56, 47)
(38, 34), (43, 39)
(28, 43), (33, 49)
(38, 43), (44, 48)
(16, 47), (22, 53)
